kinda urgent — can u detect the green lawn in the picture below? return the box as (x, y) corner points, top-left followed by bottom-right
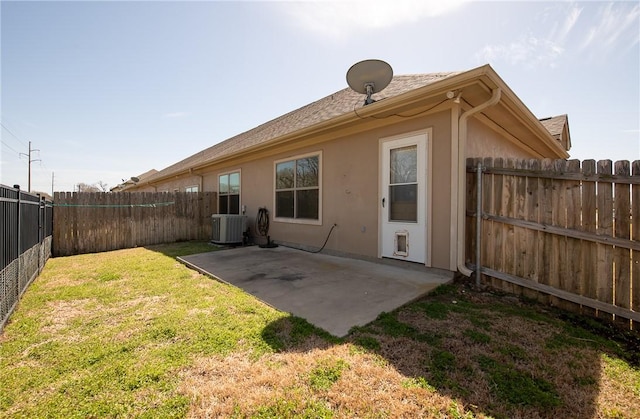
(1, 241), (638, 418)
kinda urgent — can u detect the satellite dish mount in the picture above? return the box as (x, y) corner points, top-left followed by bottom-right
(346, 59), (393, 106)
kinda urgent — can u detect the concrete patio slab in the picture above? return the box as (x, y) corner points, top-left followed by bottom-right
(179, 246), (453, 337)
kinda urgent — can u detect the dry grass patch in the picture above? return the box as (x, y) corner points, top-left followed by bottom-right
(180, 342), (465, 418)
(346, 281), (640, 419)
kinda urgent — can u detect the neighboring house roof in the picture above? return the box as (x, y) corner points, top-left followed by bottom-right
(539, 114), (571, 151)
(137, 169), (159, 180)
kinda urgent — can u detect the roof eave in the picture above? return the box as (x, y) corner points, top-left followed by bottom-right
(475, 66), (570, 158)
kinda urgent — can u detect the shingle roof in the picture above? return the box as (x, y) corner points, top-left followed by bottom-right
(111, 169), (158, 191)
(539, 114), (567, 141)
(142, 72), (461, 184)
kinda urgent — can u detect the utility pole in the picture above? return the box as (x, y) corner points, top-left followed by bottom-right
(19, 141), (41, 192)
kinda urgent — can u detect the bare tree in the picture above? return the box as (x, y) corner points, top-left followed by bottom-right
(75, 181), (109, 192)
(76, 182), (101, 193)
(96, 181), (109, 192)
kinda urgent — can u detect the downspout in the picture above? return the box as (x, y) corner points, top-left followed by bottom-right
(456, 88), (501, 276)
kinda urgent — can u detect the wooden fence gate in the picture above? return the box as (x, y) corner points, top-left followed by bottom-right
(53, 192), (217, 257)
(465, 158), (639, 327)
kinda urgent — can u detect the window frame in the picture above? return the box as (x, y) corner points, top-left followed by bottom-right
(218, 170), (242, 215)
(185, 185), (199, 193)
(273, 151), (322, 225)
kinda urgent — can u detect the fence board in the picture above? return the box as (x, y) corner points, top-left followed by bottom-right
(493, 158), (506, 290)
(596, 160), (614, 320)
(502, 158), (516, 294)
(614, 161), (631, 327)
(514, 159), (528, 286)
(633, 161), (640, 328)
(538, 159), (554, 305)
(581, 160), (598, 317)
(565, 160), (583, 306)
(466, 158), (478, 268)
(481, 157), (495, 285)
(521, 159), (540, 300)
(550, 160), (572, 308)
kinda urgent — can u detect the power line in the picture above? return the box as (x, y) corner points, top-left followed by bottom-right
(1, 139), (23, 156)
(0, 122), (29, 148)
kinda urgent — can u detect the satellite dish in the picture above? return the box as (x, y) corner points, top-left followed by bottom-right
(346, 59), (393, 105)
(130, 176), (140, 183)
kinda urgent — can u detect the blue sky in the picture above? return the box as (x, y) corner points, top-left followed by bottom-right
(1, 0), (638, 194)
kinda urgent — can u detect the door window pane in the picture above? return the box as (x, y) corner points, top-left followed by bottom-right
(389, 184), (417, 222)
(390, 145), (417, 184)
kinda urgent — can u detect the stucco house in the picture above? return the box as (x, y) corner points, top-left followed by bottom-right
(123, 64), (571, 274)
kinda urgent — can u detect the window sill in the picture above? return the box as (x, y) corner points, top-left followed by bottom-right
(274, 217), (322, 226)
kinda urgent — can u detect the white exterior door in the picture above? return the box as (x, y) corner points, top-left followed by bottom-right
(380, 132), (428, 264)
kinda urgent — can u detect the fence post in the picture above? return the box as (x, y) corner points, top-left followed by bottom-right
(476, 162), (483, 287)
(38, 196), (44, 273)
(14, 185), (21, 304)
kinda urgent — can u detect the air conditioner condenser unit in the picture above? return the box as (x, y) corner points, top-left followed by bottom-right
(211, 214), (247, 244)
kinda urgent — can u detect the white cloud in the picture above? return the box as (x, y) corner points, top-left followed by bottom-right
(163, 111), (189, 118)
(552, 4), (582, 44)
(275, 0), (469, 40)
(476, 35), (564, 69)
(580, 3), (640, 53)
(475, 2), (640, 69)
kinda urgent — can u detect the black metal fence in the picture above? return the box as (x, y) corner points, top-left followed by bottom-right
(1, 184), (53, 332)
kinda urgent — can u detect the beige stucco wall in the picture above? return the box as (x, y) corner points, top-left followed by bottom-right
(466, 118), (541, 159)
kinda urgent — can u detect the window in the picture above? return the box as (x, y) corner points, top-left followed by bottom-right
(219, 171), (240, 214)
(275, 153), (320, 221)
(185, 185), (199, 193)
(389, 145), (417, 222)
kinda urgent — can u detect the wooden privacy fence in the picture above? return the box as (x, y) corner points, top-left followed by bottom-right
(53, 192), (217, 257)
(465, 158), (639, 326)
